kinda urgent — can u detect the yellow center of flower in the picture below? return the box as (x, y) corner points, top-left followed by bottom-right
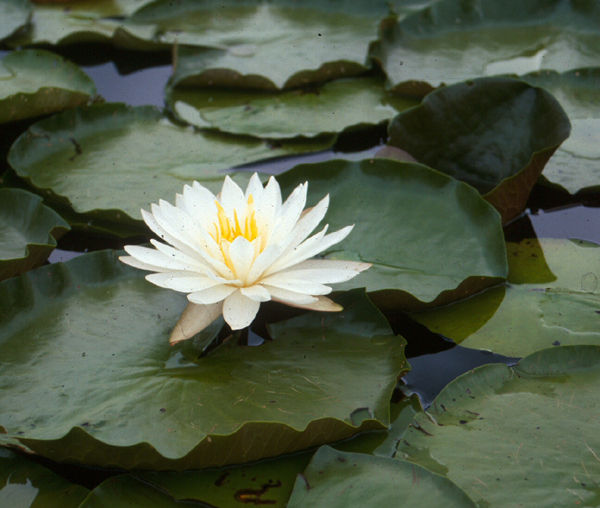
(211, 194), (258, 244)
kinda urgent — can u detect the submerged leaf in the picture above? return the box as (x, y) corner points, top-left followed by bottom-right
(0, 0), (31, 43)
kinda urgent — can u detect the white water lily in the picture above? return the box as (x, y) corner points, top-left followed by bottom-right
(120, 173), (370, 344)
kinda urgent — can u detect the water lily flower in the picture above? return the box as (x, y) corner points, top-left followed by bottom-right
(120, 174), (370, 344)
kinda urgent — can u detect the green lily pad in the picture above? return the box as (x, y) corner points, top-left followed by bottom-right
(386, 77), (571, 223)
(0, 253), (407, 470)
(398, 345), (600, 508)
(7, 103), (334, 233)
(0, 49), (96, 124)
(0, 188), (70, 282)
(521, 68), (600, 195)
(132, 0), (394, 89)
(80, 475), (193, 508)
(167, 76), (419, 139)
(372, 0), (600, 95)
(0, 0), (31, 43)
(287, 446), (477, 508)
(277, 159), (508, 310)
(5, 0), (152, 47)
(410, 238), (600, 358)
(0, 448), (89, 508)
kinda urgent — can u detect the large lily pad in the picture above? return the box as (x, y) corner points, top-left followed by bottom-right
(522, 68), (600, 195)
(5, 0), (152, 47)
(410, 238), (600, 358)
(0, 188), (70, 282)
(7, 103), (334, 232)
(0, 49), (96, 124)
(372, 0), (600, 95)
(0, 253), (407, 470)
(277, 159), (508, 310)
(0, 0), (31, 43)
(0, 449), (89, 508)
(398, 345), (600, 507)
(167, 76), (419, 139)
(386, 77), (571, 223)
(287, 446), (477, 508)
(133, 0), (393, 89)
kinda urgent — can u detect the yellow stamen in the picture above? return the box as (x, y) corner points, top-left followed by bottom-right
(210, 195), (261, 248)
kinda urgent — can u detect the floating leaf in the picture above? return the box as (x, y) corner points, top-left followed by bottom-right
(0, 49), (96, 124)
(167, 76), (419, 138)
(398, 345), (600, 508)
(0, 254), (407, 470)
(372, 0), (600, 95)
(287, 446), (477, 508)
(7, 103), (334, 233)
(0, 188), (70, 282)
(131, 0), (394, 89)
(0, 448), (89, 508)
(277, 159), (508, 310)
(5, 0), (152, 47)
(0, 0), (31, 43)
(386, 77), (571, 223)
(522, 68), (600, 195)
(410, 238), (600, 358)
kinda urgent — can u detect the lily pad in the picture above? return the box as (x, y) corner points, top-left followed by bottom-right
(0, 188), (70, 282)
(372, 0), (600, 95)
(521, 68), (600, 195)
(0, 448), (89, 508)
(5, 0), (152, 47)
(167, 76), (419, 139)
(132, 0), (394, 89)
(410, 238), (600, 358)
(398, 345), (600, 508)
(7, 103), (334, 233)
(0, 253), (407, 470)
(287, 446), (477, 508)
(0, 0), (31, 43)
(0, 49), (96, 124)
(386, 77), (571, 223)
(277, 159), (508, 310)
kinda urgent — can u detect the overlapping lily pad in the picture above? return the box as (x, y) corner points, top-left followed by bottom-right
(410, 238), (600, 358)
(386, 77), (571, 222)
(287, 446), (477, 508)
(7, 103), (334, 234)
(398, 345), (600, 507)
(522, 68), (600, 194)
(136, 0), (393, 89)
(277, 159), (508, 310)
(0, 49), (96, 124)
(0, 0), (31, 43)
(0, 253), (407, 470)
(0, 448), (89, 508)
(0, 188), (70, 282)
(5, 0), (152, 47)
(167, 76), (420, 139)
(372, 0), (600, 95)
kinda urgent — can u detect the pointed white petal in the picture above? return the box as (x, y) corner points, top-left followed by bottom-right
(245, 173), (264, 201)
(149, 240), (212, 272)
(124, 245), (203, 272)
(281, 295), (343, 312)
(276, 259), (372, 284)
(259, 274), (332, 295)
(255, 176), (281, 235)
(146, 272), (227, 293)
(240, 284), (271, 302)
(261, 285), (318, 305)
(220, 175), (246, 218)
(119, 255), (165, 273)
(283, 195), (329, 251)
(188, 284), (238, 304)
(270, 183), (307, 245)
(169, 302), (223, 345)
(228, 236), (256, 282)
(245, 243), (285, 285)
(222, 290), (261, 330)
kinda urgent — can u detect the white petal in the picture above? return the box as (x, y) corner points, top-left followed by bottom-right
(245, 243), (285, 286)
(150, 204), (206, 259)
(254, 176), (281, 235)
(149, 240), (213, 272)
(240, 285), (271, 302)
(228, 236), (256, 282)
(169, 302), (223, 345)
(276, 259), (371, 284)
(269, 183), (307, 245)
(220, 175), (246, 218)
(280, 295), (343, 312)
(178, 182), (218, 230)
(146, 272), (227, 293)
(245, 173), (264, 201)
(141, 208), (192, 255)
(124, 245), (204, 272)
(119, 255), (164, 273)
(188, 284), (238, 304)
(260, 274), (332, 295)
(261, 285), (318, 305)
(283, 195), (329, 251)
(222, 290), (261, 330)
